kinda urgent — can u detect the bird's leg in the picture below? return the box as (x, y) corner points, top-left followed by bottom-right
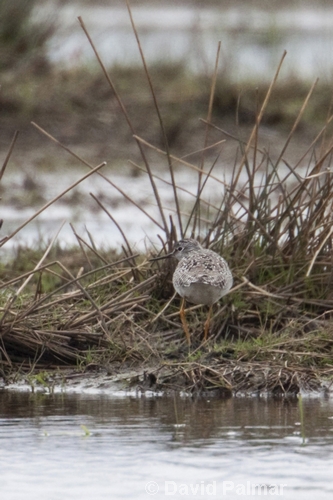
(179, 297), (191, 346)
(203, 305), (213, 341)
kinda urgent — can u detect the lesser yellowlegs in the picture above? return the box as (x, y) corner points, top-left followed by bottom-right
(152, 238), (233, 345)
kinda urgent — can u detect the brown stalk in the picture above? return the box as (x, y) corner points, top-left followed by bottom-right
(0, 130), (19, 182)
(31, 121), (164, 231)
(128, 160), (222, 214)
(273, 78), (318, 168)
(10, 261), (138, 321)
(70, 223), (93, 269)
(231, 50), (287, 192)
(0, 159), (106, 248)
(77, 15), (169, 239)
(89, 193), (139, 280)
(193, 41), (222, 235)
(0, 221), (65, 328)
(69, 275), (156, 328)
(125, 0), (182, 240)
(133, 135), (225, 186)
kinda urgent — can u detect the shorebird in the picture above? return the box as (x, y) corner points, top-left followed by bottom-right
(151, 238), (233, 345)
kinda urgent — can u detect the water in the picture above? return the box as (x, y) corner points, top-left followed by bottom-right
(4, 1), (331, 252)
(44, 2), (333, 81)
(1, 166), (226, 251)
(0, 146), (311, 252)
(1, 390), (333, 499)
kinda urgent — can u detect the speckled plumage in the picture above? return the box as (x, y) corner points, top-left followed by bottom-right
(171, 239), (233, 306)
(150, 238), (233, 344)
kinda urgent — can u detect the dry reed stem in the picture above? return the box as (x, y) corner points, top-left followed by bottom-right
(0, 158), (106, 248)
(192, 41), (222, 235)
(125, 0), (182, 238)
(133, 135), (225, 185)
(181, 139), (226, 159)
(32, 122), (165, 231)
(77, 15), (170, 240)
(5, 257), (139, 321)
(273, 78), (318, 168)
(70, 223), (95, 269)
(128, 160), (223, 214)
(89, 193), (134, 258)
(0, 130), (19, 182)
(0, 221), (65, 327)
(306, 226), (333, 277)
(230, 50), (287, 193)
(2, 25), (333, 395)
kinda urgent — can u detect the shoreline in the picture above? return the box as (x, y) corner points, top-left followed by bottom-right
(2, 361), (330, 397)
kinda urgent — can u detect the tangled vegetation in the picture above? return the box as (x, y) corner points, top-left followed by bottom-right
(1, 4), (333, 395)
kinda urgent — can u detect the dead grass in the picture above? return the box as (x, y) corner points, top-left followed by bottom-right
(1, 4), (333, 395)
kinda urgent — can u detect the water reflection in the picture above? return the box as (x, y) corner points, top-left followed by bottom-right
(1, 391), (333, 499)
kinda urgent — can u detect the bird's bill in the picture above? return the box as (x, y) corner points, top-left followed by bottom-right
(149, 252), (174, 262)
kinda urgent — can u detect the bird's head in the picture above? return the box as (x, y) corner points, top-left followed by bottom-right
(171, 239), (202, 261)
(149, 238), (202, 262)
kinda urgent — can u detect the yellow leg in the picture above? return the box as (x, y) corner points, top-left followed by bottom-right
(179, 297), (191, 346)
(203, 305), (213, 341)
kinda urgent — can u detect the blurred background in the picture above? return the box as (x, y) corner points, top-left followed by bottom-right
(1, 0), (333, 250)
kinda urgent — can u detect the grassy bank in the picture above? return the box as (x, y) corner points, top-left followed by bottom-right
(1, 5), (333, 396)
(2, 61), (333, 157)
(1, 234), (333, 396)
(2, 74), (333, 396)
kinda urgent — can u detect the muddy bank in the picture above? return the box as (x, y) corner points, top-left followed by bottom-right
(2, 359), (330, 397)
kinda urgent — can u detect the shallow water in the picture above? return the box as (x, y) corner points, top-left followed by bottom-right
(1, 390), (333, 499)
(5, 1), (331, 252)
(44, 1), (333, 81)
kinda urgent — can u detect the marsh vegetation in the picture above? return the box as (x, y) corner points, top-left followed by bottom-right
(1, 0), (333, 395)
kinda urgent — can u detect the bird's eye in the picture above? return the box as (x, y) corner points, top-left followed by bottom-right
(177, 246), (183, 252)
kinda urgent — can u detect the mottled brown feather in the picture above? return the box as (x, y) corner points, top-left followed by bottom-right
(172, 239), (233, 306)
